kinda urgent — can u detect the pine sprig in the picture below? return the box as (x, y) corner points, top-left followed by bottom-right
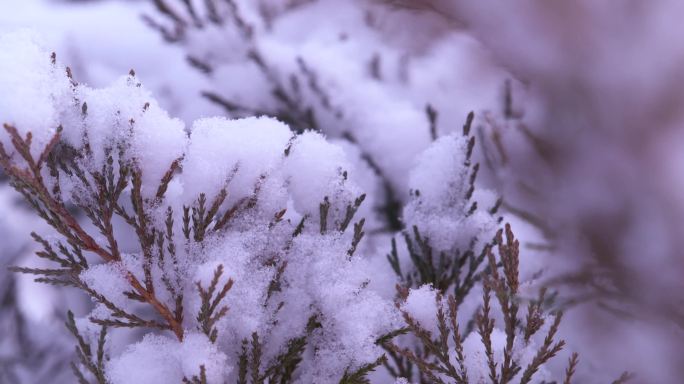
(65, 311), (108, 384)
(195, 264), (234, 343)
(182, 365), (208, 384)
(388, 224), (581, 384)
(339, 355), (387, 384)
(1, 121), (186, 340)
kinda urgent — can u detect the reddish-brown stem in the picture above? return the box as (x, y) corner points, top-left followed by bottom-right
(0, 123), (185, 340)
(125, 271), (184, 340)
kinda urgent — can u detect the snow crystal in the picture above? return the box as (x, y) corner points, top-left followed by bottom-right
(333, 138), (383, 231)
(129, 101), (187, 196)
(284, 233), (397, 379)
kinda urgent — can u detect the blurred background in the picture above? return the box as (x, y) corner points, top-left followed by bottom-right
(2, 0), (684, 382)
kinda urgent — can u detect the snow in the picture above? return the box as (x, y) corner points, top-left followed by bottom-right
(0, 22), (497, 383)
(403, 133), (498, 252)
(283, 131), (360, 217)
(72, 75), (187, 196)
(79, 262), (131, 310)
(401, 285), (441, 335)
(191, 238), (273, 343)
(181, 116), (292, 204)
(284, 234), (397, 378)
(4, 0), (673, 382)
(0, 30), (71, 155)
(106, 333), (229, 384)
(183, 225), (397, 381)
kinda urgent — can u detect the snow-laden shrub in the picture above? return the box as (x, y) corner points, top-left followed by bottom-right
(387, 112), (501, 299)
(0, 32), (396, 383)
(0, 31), (632, 384)
(0, 31), (79, 383)
(142, 0), (507, 233)
(386, 226), (565, 384)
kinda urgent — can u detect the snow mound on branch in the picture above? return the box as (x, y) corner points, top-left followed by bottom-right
(106, 333), (229, 384)
(0, 30), (71, 155)
(283, 131), (363, 216)
(401, 286), (553, 383)
(0, 32), (187, 197)
(181, 116), (292, 205)
(1, 30), (397, 383)
(404, 133), (498, 252)
(72, 76), (187, 196)
(401, 285), (441, 335)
